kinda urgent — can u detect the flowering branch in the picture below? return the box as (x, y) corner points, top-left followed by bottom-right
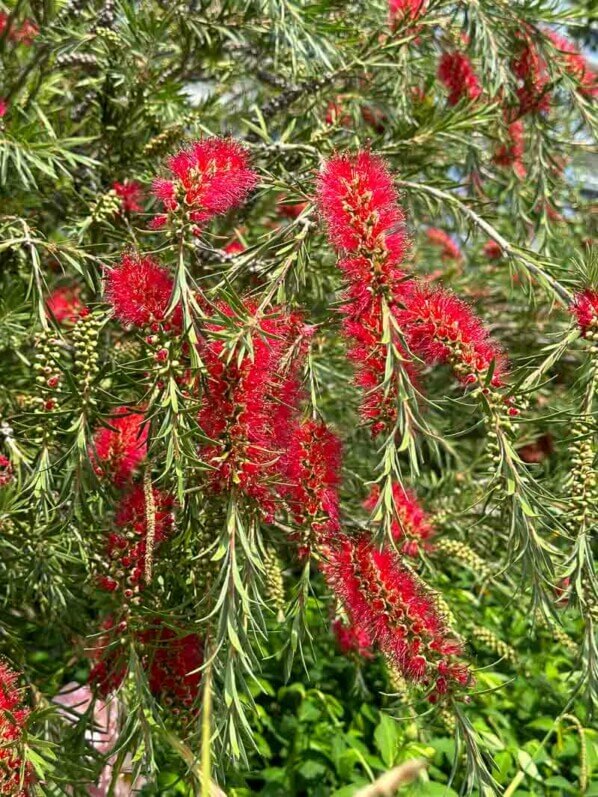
(394, 179), (573, 305)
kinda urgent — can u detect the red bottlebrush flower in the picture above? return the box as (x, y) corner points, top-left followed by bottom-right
(554, 577), (571, 608)
(0, 99), (7, 119)
(197, 305), (310, 518)
(13, 19), (38, 45)
(269, 316), (314, 454)
(389, 0), (426, 29)
(425, 228), (463, 263)
(141, 626), (203, 710)
(151, 138), (258, 232)
(317, 152), (416, 436)
(493, 119), (526, 179)
(511, 34), (551, 115)
(223, 239), (246, 255)
(546, 30), (597, 99)
(321, 535), (470, 694)
(517, 433), (554, 464)
(281, 419), (342, 549)
(360, 105), (387, 134)
(0, 660), (33, 796)
(364, 483), (435, 556)
(570, 289), (598, 337)
(113, 180), (143, 213)
(88, 618), (128, 697)
(91, 408), (148, 485)
(483, 240), (503, 261)
(89, 619), (203, 710)
(396, 283), (507, 387)
(437, 51), (482, 106)
(538, 200), (564, 224)
(277, 199), (309, 219)
(332, 619), (374, 659)
(316, 152), (407, 263)
(0, 14), (38, 45)
(342, 291), (418, 435)
(325, 100), (350, 127)
(0, 456), (13, 487)
(46, 284), (88, 325)
(105, 252), (179, 329)
(102, 484), (175, 588)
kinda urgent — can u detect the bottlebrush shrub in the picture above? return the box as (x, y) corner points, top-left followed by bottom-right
(0, 1), (595, 794)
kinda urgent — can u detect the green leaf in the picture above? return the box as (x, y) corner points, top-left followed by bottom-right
(516, 750), (541, 781)
(412, 782), (459, 796)
(374, 713), (400, 768)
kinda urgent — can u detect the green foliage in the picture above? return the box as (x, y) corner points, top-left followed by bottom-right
(151, 595), (597, 795)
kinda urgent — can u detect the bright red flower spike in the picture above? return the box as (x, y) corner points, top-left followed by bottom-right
(105, 252), (179, 329)
(511, 33), (551, 115)
(438, 51), (482, 106)
(321, 534), (470, 695)
(396, 283), (507, 387)
(364, 482), (436, 556)
(571, 289), (598, 337)
(105, 484), (175, 589)
(316, 151), (407, 263)
(493, 119), (526, 179)
(317, 152), (416, 436)
(0, 455), (13, 487)
(546, 30), (597, 99)
(141, 625), (203, 710)
(91, 408), (148, 485)
(88, 619), (203, 712)
(332, 619), (373, 659)
(483, 240), (503, 261)
(389, 0), (426, 28)
(113, 180), (143, 213)
(197, 305), (311, 518)
(425, 228), (463, 263)
(281, 418), (342, 552)
(46, 285), (88, 325)
(151, 138), (258, 233)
